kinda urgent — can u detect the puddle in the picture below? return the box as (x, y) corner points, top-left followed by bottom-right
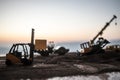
(47, 72), (120, 80)
(33, 63), (58, 68)
(20, 78), (31, 80)
(74, 64), (98, 73)
(107, 72), (120, 80)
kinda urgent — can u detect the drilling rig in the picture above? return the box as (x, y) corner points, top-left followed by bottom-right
(79, 15), (117, 55)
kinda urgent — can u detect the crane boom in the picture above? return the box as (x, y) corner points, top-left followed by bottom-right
(91, 15), (117, 44)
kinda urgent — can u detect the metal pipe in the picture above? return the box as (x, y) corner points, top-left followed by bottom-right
(30, 28), (34, 62)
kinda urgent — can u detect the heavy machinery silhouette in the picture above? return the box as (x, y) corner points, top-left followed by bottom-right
(79, 15), (117, 55)
(106, 45), (120, 52)
(6, 29), (69, 65)
(34, 40), (69, 56)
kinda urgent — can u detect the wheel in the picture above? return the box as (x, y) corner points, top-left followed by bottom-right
(5, 59), (12, 66)
(41, 52), (49, 56)
(21, 58), (32, 65)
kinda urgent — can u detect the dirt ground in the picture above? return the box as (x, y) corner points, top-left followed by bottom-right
(0, 51), (120, 80)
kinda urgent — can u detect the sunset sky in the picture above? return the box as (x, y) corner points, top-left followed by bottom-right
(0, 0), (120, 44)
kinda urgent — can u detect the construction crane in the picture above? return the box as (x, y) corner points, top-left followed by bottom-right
(79, 15), (117, 55)
(91, 15), (117, 44)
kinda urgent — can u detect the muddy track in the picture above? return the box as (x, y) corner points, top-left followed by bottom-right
(0, 52), (120, 80)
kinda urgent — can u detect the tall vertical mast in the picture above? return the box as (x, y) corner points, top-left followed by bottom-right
(30, 28), (34, 62)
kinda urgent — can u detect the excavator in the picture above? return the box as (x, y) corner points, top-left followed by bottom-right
(79, 15), (117, 55)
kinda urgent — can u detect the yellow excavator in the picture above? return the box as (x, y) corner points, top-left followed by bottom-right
(5, 29), (34, 65)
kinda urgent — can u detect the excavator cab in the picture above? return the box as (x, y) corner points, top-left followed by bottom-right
(6, 43), (32, 65)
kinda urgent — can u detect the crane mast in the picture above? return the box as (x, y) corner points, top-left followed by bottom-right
(91, 15), (117, 44)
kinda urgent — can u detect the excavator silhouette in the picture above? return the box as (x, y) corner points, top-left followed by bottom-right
(79, 15), (117, 55)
